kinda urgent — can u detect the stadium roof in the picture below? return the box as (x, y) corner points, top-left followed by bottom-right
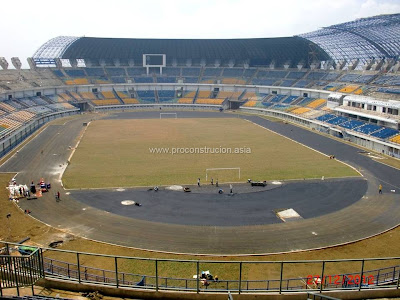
(299, 13), (400, 65)
(32, 13), (400, 68)
(33, 36), (329, 68)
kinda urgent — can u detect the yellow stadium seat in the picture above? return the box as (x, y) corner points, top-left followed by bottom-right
(184, 91), (196, 98)
(291, 107), (311, 115)
(307, 99), (327, 109)
(196, 98), (224, 105)
(242, 100), (257, 107)
(101, 91), (115, 99)
(178, 98), (194, 104)
(116, 91), (128, 99)
(92, 99), (121, 106)
(122, 98), (139, 104)
(80, 92), (97, 100)
(197, 91), (211, 98)
(390, 135), (400, 144)
(339, 85), (359, 93)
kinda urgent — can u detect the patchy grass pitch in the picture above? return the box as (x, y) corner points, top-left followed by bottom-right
(63, 118), (359, 188)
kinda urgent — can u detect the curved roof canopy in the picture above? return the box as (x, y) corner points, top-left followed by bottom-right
(299, 13), (400, 64)
(32, 13), (400, 68)
(33, 36), (329, 68)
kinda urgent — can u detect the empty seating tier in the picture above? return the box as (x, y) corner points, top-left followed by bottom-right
(370, 128), (398, 139)
(65, 78), (89, 85)
(92, 99), (121, 106)
(196, 98), (224, 105)
(354, 123), (382, 135)
(122, 98), (139, 104)
(291, 107), (311, 115)
(197, 91), (211, 98)
(340, 120), (364, 129)
(338, 85), (360, 93)
(79, 92), (97, 100)
(101, 91), (115, 99)
(390, 135), (400, 144)
(307, 99), (326, 109)
(178, 98), (194, 104)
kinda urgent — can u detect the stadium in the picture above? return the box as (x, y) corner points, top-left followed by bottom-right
(0, 12), (400, 300)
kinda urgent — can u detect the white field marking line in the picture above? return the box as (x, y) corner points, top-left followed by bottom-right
(243, 119), (363, 177)
(59, 122), (91, 184)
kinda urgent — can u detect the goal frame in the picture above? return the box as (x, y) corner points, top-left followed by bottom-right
(205, 167), (241, 181)
(160, 113), (177, 119)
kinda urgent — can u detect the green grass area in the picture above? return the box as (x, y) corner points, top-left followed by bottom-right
(63, 118), (359, 188)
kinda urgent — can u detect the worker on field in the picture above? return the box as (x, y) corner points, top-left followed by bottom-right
(379, 184), (382, 194)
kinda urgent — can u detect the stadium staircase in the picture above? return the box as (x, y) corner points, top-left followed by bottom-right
(247, 69), (259, 84)
(112, 88), (125, 105)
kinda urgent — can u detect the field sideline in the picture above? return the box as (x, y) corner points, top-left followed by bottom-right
(63, 117), (359, 188)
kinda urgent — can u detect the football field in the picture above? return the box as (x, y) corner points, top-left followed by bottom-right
(63, 117), (359, 188)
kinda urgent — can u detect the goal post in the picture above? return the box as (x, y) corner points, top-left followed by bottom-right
(205, 167), (241, 181)
(160, 113), (177, 119)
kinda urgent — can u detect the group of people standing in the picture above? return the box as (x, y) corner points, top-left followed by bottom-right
(197, 178), (234, 194)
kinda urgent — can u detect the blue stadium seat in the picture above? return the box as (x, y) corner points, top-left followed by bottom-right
(370, 128), (398, 139)
(354, 123), (382, 134)
(64, 69), (85, 77)
(181, 68), (201, 76)
(127, 68), (147, 76)
(243, 69), (256, 78)
(269, 94), (286, 103)
(111, 77), (126, 84)
(287, 71), (306, 79)
(134, 77), (154, 83)
(280, 80), (295, 87)
(52, 69), (64, 78)
(86, 68), (105, 77)
(158, 90), (175, 98)
(315, 114), (339, 122)
(222, 68), (244, 77)
(340, 120), (364, 129)
(293, 80), (312, 88)
(306, 72), (326, 80)
(377, 88), (400, 94)
(203, 68), (222, 76)
(106, 68), (126, 76)
(181, 77), (197, 83)
(252, 79), (276, 86)
(282, 95), (298, 104)
(157, 77), (176, 83)
(137, 90), (155, 98)
(163, 68), (181, 76)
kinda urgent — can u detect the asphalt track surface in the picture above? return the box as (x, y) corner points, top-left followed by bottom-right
(2, 110), (400, 255)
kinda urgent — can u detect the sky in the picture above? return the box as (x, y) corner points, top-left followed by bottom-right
(1, 0), (399, 68)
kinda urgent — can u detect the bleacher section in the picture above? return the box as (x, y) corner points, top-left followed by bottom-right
(137, 90), (156, 102)
(354, 123), (382, 135)
(158, 90), (176, 102)
(134, 77), (153, 83)
(222, 68), (244, 77)
(291, 107), (311, 115)
(197, 91), (211, 98)
(390, 135), (400, 144)
(79, 92), (97, 100)
(340, 119), (364, 129)
(338, 85), (360, 93)
(307, 99), (326, 109)
(195, 98), (224, 105)
(371, 127), (398, 139)
(65, 78), (89, 85)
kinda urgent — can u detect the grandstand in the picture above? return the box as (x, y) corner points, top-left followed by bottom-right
(0, 12), (400, 300)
